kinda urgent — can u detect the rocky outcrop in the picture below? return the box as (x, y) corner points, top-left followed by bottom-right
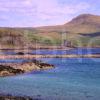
(0, 94), (34, 100)
(16, 52), (25, 55)
(0, 59), (54, 77)
(0, 65), (24, 76)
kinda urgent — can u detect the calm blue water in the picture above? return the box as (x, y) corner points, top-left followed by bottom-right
(0, 59), (29, 63)
(1, 48), (100, 55)
(31, 48), (100, 55)
(0, 58), (100, 100)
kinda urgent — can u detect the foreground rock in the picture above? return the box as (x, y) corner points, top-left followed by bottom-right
(0, 59), (54, 77)
(0, 94), (38, 100)
(0, 65), (24, 76)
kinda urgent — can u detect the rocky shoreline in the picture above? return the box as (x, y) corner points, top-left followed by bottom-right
(0, 59), (54, 77)
(0, 52), (99, 77)
(0, 54), (100, 59)
(0, 94), (40, 100)
(0, 57), (54, 99)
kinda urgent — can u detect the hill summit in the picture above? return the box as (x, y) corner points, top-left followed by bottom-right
(63, 14), (100, 33)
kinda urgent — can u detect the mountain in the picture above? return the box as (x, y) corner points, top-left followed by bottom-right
(37, 14), (100, 33)
(61, 14), (100, 47)
(35, 14), (100, 47)
(0, 14), (100, 48)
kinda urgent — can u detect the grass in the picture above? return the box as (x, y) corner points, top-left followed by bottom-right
(0, 28), (99, 47)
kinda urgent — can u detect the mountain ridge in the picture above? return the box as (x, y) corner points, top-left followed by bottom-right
(35, 13), (100, 34)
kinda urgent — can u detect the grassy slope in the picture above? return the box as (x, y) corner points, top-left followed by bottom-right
(0, 14), (100, 48)
(35, 14), (100, 47)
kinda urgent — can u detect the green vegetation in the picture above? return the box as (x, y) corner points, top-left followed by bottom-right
(0, 14), (100, 48)
(0, 28), (100, 48)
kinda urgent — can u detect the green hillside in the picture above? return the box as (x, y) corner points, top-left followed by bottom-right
(0, 14), (100, 49)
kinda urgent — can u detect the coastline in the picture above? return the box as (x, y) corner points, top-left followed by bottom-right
(0, 46), (72, 51)
(0, 56), (54, 99)
(0, 54), (100, 59)
(0, 53), (99, 76)
(0, 47), (100, 99)
(0, 94), (36, 100)
(0, 47), (99, 77)
(0, 49), (100, 99)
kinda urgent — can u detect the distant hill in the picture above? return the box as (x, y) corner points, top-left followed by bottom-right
(0, 14), (100, 49)
(63, 14), (100, 47)
(36, 14), (100, 33)
(36, 14), (100, 47)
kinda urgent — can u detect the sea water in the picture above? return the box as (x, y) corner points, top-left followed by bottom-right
(2, 48), (100, 55)
(0, 57), (100, 100)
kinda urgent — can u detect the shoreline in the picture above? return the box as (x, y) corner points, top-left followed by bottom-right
(0, 46), (72, 51)
(0, 47), (99, 53)
(0, 46), (99, 49)
(0, 51), (100, 99)
(0, 53), (99, 77)
(0, 54), (100, 59)
(0, 93), (36, 100)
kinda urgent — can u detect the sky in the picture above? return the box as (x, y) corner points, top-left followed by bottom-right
(0, 0), (100, 27)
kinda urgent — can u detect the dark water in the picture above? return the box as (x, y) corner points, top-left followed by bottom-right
(0, 57), (100, 100)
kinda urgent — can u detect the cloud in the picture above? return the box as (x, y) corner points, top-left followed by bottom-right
(0, 0), (90, 26)
(0, 15), (9, 21)
(33, 0), (90, 25)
